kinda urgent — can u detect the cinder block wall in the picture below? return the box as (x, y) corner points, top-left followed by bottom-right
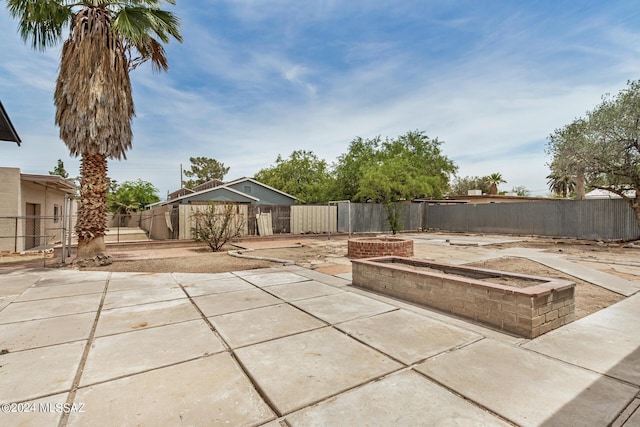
(352, 259), (575, 338)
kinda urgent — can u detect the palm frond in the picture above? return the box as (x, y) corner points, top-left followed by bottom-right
(113, 6), (182, 44)
(129, 36), (168, 72)
(6, 0), (73, 50)
(112, 5), (181, 71)
(55, 6), (134, 159)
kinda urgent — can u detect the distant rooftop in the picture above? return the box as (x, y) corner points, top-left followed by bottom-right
(0, 101), (21, 146)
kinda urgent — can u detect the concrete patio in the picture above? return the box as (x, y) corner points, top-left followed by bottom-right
(1, 239), (639, 426)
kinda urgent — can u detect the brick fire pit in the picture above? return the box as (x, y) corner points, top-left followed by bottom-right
(348, 237), (414, 259)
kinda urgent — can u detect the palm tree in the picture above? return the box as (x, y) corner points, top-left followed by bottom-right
(546, 171), (576, 198)
(7, 0), (182, 264)
(485, 172), (506, 195)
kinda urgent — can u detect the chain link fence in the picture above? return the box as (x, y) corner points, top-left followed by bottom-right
(0, 214), (69, 266)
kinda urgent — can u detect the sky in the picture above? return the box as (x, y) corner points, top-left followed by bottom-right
(2, 0), (640, 199)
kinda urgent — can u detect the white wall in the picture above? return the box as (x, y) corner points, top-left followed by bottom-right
(0, 168), (21, 251)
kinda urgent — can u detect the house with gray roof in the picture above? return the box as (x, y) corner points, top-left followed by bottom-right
(161, 177), (297, 206)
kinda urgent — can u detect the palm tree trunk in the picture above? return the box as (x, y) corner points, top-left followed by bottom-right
(575, 168), (586, 200)
(75, 153), (111, 264)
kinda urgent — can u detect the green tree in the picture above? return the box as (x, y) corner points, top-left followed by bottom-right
(183, 156), (230, 188)
(254, 150), (333, 203)
(546, 170), (576, 198)
(333, 130), (457, 203)
(49, 159), (69, 179)
(354, 130), (457, 233)
(107, 179), (160, 214)
(485, 173), (506, 195)
(108, 178), (119, 195)
(331, 136), (381, 201)
(548, 80), (640, 226)
(511, 186), (531, 197)
(546, 119), (590, 199)
(449, 176), (491, 196)
(7, 0), (182, 264)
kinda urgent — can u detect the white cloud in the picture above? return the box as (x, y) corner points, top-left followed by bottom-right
(3, 1), (640, 201)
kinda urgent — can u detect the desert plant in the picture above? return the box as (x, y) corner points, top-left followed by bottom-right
(191, 202), (246, 251)
(386, 202), (402, 235)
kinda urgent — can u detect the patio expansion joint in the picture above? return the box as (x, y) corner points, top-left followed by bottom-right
(230, 324), (330, 351)
(170, 273), (282, 421)
(0, 310), (98, 327)
(57, 272), (111, 427)
(171, 273), (415, 419)
(1, 338), (88, 357)
(170, 274), (231, 352)
(410, 361), (520, 427)
(92, 317), (207, 340)
(275, 365), (410, 418)
(521, 345), (640, 390)
(70, 353), (227, 389)
(612, 396), (640, 427)
(229, 348), (283, 419)
(11, 290), (105, 304)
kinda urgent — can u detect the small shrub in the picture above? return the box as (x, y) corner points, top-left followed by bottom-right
(386, 202), (402, 235)
(191, 202), (246, 251)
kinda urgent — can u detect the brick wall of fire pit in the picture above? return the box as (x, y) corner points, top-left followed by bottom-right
(348, 237), (414, 259)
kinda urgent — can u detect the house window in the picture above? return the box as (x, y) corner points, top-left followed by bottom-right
(53, 204), (60, 223)
(244, 185), (251, 194)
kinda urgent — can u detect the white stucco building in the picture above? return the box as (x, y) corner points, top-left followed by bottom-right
(0, 167), (76, 252)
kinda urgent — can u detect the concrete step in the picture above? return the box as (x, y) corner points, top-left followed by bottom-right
(105, 227), (149, 242)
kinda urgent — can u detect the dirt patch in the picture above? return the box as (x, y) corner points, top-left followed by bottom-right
(83, 251), (275, 274)
(478, 276), (544, 288)
(78, 243), (348, 274)
(392, 262), (545, 288)
(0, 252), (53, 270)
(466, 257), (625, 319)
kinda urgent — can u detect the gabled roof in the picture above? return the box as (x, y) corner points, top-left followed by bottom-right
(0, 101), (21, 145)
(226, 177), (298, 200)
(162, 182), (260, 205)
(162, 177), (297, 205)
(167, 178), (225, 200)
